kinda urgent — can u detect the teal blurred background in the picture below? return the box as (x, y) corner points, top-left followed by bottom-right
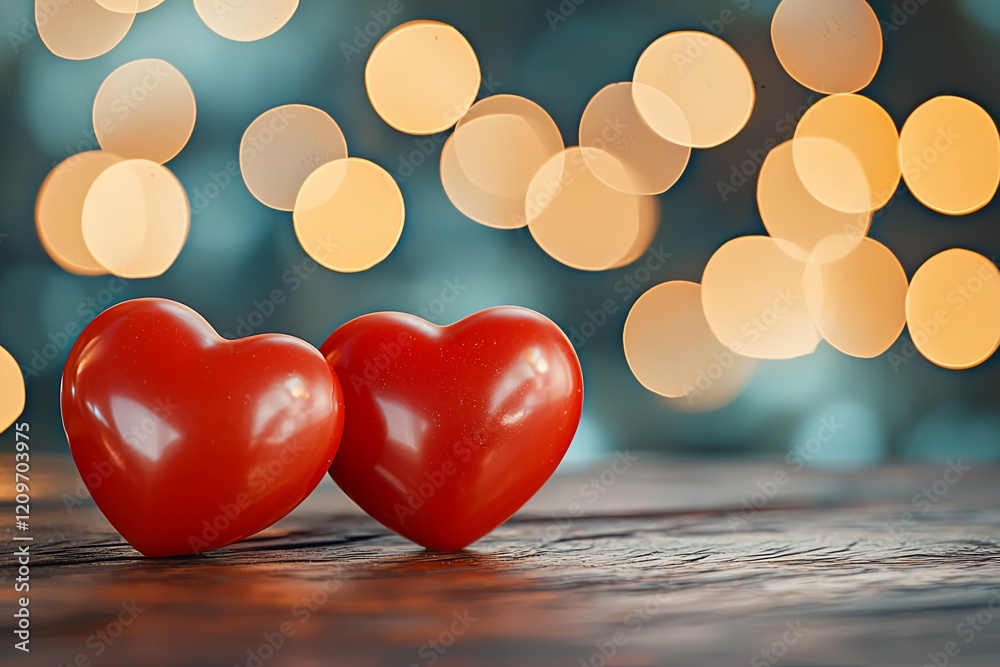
(1, 0), (999, 466)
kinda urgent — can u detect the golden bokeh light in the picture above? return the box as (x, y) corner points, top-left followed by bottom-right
(664, 355), (757, 413)
(526, 147), (659, 271)
(632, 31), (755, 148)
(701, 236), (821, 360)
(441, 131), (523, 230)
(82, 159), (191, 279)
(614, 197), (660, 269)
(0, 346), (25, 434)
(905, 249), (1000, 370)
(366, 20), (481, 135)
(625, 281), (754, 399)
(758, 140), (870, 262)
(770, 0), (882, 94)
(453, 96), (563, 200)
(95, 0), (148, 11)
(899, 96), (1000, 216)
(793, 94), (900, 213)
(240, 104), (348, 212)
(579, 82), (691, 195)
(36, 151), (123, 276)
(193, 0), (299, 42)
(93, 58), (196, 164)
(803, 238), (908, 358)
(441, 96), (563, 230)
(293, 158), (404, 273)
(37, 0), (136, 61)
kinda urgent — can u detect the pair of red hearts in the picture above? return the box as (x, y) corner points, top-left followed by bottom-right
(61, 299), (583, 557)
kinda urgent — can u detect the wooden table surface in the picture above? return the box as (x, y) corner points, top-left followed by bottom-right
(3, 455), (1000, 667)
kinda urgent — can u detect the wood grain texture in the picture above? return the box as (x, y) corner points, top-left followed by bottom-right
(3, 456), (1000, 666)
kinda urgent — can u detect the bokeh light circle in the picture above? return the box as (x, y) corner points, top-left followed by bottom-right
(441, 131), (521, 230)
(899, 96), (1000, 216)
(771, 0), (883, 94)
(452, 95), (564, 201)
(93, 59), (197, 164)
(526, 147), (659, 271)
(366, 20), (481, 135)
(194, 0), (299, 42)
(758, 140), (870, 262)
(905, 249), (1000, 370)
(0, 346), (26, 434)
(96, 0), (155, 11)
(240, 104), (348, 212)
(625, 281), (754, 399)
(36, 0), (136, 61)
(82, 159), (191, 279)
(664, 357), (757, 413)
(793, 94), (900, 213)
(36, 151), (124, 276)
(803, 238), (908, 358)
(293, 158), (404, 273)
(632, 31), (755, 148)
(701, 236), (821, 360)
(580, 82), (691, 195)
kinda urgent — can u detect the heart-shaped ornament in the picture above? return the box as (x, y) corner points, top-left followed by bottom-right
(61, 298), (344, 557)
(321, 306), (583, 551)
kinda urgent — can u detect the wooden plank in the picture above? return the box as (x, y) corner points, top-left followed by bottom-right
(3, 456), (1000, 666)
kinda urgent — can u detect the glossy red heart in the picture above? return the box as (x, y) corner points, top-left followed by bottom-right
(321, 306), (583, 551)
(61, 298), (344, 557)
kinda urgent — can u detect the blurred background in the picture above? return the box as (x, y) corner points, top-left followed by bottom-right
(1, 0), (998, 467)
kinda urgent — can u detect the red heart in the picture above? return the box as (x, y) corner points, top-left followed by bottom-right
(320, 306), (583, 551)
(61, 298), (344, 557)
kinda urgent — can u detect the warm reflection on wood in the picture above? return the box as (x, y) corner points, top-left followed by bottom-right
(11, 456), (1000, 666)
